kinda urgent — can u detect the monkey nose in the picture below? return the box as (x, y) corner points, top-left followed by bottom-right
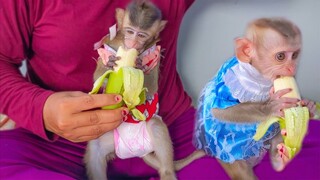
(287, 66), (296, 75)
(125, 40), (139, 49)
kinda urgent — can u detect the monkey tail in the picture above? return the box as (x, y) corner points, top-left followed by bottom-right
(174, 150), (206, 171)
(143, 150), (206, 171)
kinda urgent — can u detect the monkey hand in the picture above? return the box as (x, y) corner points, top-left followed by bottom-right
(301, 98), (318, 118)
(43, 91), (127, 142)
(135, 57), (148, 72)
(105, 55), (121, 70)
(97, 47), (120, 70)
(255, 77), (310, 159)
(136, 45), (161, 74)
(264, 87), (300, 118)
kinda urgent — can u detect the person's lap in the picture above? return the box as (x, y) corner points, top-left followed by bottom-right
(1, 110), (319, 180)
(0, 128), (87, 179)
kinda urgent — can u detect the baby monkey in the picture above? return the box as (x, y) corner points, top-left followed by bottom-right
(193, 17), (317, 179)
(85, 1), (201, 179)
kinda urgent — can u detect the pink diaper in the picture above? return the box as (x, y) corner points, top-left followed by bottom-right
(114, 121), (153, 159)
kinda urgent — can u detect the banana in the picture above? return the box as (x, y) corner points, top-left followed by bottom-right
(253, 76), (310, 159)
(314, 102), (320, 119)
(90, 46), (147, 120)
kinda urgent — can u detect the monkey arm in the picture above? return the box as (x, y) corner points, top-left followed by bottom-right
(143, 63), (159, 96)
(212, 101), (270, 123)
(93, 58), (109, 81)
(138, 45), (161, 74)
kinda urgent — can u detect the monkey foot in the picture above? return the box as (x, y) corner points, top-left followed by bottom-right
(271, 142), (290, 172)
(271, 129), (291, 172)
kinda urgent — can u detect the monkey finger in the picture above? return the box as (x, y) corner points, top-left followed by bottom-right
(136, 57), (142, 64)
(277, 97), (300, 105)
(107, 61), (117, 68)
(277, 143), (290, 163)
(281, 102), (300, 110)
(136, 64), (146, 71)
(108, 55), (121, 62)
(135, 59), (143, 68)
(141, 65), (148, 72)
(281, 129), (287, 136)
(274, 109), (284, 117)
(273, 88), (292, 99)
(269, 87), (275, 95)
(301, 99), (316, 111)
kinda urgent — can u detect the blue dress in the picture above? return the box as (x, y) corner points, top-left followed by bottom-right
(193, 57), (280, 164)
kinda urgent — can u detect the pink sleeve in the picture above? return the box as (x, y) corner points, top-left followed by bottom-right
(140, 45), (161, 74)
(0, 0), (56, 141)
(97, 45), (117, 66)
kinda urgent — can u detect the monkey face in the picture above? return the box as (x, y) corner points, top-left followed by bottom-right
(251, 30), (302, 81)
(123, 27), (151, 51)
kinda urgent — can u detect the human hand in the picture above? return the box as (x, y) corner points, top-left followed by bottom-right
(43, 91), (128, 142)
(301, 98), (317, 118)
(263, 87), (300, 118)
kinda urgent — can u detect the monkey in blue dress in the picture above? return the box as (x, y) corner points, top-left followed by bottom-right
(193, 17), (317, 179)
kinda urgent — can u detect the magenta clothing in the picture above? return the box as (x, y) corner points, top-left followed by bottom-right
(1, 117), (320, 179)
(0, 0), (193, 140)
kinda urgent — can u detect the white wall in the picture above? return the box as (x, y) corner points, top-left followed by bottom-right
(178, 0), (320, 105)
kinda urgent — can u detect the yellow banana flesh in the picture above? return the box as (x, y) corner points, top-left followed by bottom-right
(253, 76), (310, 159)
(90, 46), (147, 121)
(281, 106), (309, 158)
(314, 102), (320, 119)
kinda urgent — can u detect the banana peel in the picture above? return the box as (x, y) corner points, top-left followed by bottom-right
(90, 46), (147, 121)
(314, 102), (320, 119)
(253, 107), (309, 158)
(253, 76), (310, 159)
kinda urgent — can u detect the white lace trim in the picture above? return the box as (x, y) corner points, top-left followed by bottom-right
(224, 61), (272, 103)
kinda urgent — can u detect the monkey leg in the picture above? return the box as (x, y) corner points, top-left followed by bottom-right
(143, 116), (176, 180)
(217, 159), (256, 180)
(84, 131), (115, 180)
(142, 153), (159, 170)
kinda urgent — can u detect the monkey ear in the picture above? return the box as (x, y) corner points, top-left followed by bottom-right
(115, 8), (125, 28)
(235, 38), (253, 63)
(154, 20), (167, 38)
(159, 20), (167, 33)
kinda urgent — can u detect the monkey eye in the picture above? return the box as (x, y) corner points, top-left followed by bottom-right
(137, 33), (148, 39)
(275, 52), (286, 61)
(292, 51), (299, 59)
(125, 29), (135, 35)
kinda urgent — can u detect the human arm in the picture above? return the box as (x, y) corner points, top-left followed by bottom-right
(43, 92), (126, 142)
(0, 0), (54, 140)
(0, 0), (126, 142)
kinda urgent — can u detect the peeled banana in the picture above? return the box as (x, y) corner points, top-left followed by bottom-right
(90, 46), (147, 121)
(253, 76), (310, 159)
(314, 102), (320, 119)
